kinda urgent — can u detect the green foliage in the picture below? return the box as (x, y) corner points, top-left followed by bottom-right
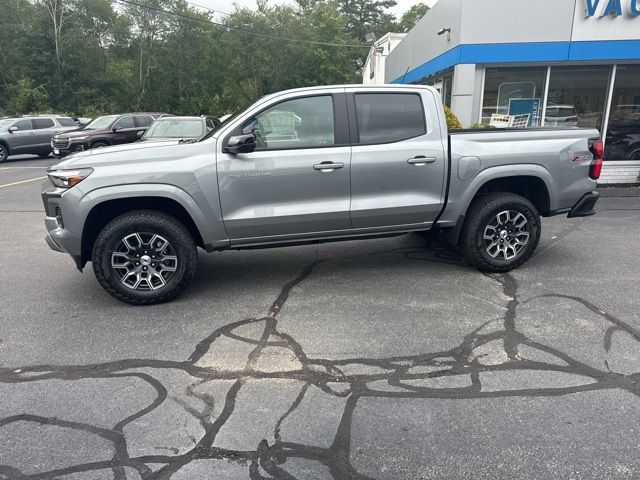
(444, 106), (462, 130)
(0, 0), (426, 117)
(5, 78), (50, 115)
(472, 123), (493, 129)
(396, 3), (430, 33)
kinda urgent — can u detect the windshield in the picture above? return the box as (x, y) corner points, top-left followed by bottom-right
(144, 119), (204, 139)
(199, 112), (239, 141)
(546, 107), (575, 117)
(0, 119), (14, 130)
(83, 115), (117, 130)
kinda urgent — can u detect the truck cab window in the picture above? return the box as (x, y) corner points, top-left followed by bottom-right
(355, 93), (426, 144)
(242, 95), (335, 150)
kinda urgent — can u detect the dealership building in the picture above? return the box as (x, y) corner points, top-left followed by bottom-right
(376, 0), (640, 184)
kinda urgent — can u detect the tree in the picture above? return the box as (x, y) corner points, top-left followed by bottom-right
(396, 2), (430, 33)
(0, 0), (378, 117)
(5, 78), (50, 115)
(337, 0), (397, 41)
(37, 0), (75, 71)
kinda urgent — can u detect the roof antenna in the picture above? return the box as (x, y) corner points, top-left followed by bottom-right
(399, 65), (410, 84)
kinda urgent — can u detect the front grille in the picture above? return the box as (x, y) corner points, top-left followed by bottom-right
(52, 138), (71, 149)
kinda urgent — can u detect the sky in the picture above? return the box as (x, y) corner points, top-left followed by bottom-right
(191, 0), (439, 19)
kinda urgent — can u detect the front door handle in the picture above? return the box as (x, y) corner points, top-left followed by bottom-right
(314, 162), (344, 172)
(407, 156), (437, 166)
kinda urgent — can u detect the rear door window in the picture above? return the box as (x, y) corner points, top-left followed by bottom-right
(354, 93), (426, 144)
(134, 115), (154, 128)
(58, 117), (77, 126)
(114, 116), (135, 129)
(33, 118), (55, 129)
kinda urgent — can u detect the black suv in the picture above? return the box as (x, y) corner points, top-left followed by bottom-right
(51, 112), (166, 157)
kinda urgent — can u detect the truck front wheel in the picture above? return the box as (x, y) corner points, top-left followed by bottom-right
(460, 193), (540, 272)
(92, 210), (198, 305)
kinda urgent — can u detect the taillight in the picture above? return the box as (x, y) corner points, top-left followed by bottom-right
(590, 139), (603, 180)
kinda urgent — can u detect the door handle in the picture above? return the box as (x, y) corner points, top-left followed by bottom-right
(313, 162), (344, 172)
(407, 156), (437, 166)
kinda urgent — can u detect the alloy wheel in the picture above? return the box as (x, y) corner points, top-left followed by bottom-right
(110, 232), (178, 291)
(482, 210), (530, 260)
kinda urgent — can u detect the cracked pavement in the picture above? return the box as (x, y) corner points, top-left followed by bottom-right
(1, 157), (640, 479)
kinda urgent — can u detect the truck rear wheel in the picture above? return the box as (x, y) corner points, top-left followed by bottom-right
(460, 193), (540, 272)
(92, 210), (198, 305)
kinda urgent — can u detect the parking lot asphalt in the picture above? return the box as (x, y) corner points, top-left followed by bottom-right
(1, 155), (640, 479)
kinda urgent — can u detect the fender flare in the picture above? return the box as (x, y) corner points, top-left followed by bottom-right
(77, 183), (228, 250)
(442, 165), (555, 244)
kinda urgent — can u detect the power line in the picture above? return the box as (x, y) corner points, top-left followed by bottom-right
(185, 0), (232, 17)
(114, 0), (370, 48)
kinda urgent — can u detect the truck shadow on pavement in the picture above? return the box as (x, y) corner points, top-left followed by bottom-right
(1, 235), (639, 479)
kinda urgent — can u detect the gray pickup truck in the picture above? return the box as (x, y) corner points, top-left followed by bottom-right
(42, 85), (601, 305)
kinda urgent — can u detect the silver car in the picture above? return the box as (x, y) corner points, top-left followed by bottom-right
(0, 115), (78, 162)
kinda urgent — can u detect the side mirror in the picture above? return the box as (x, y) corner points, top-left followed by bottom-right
(136, 131), (144, 138)
(8, 126), (17, 133)
(225, 134), (256, 154)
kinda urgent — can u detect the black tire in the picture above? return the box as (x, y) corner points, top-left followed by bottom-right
(91, 141), (109, 149)
(92, 210), (198, 305)
(460, 193), (541, 272)
(0, 143), (8, 163)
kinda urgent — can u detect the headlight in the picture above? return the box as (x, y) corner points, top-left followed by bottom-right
(48, 168), (93, 188)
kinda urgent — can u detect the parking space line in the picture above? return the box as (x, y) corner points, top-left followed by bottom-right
(0, 166), (52, 169)
(0, 176), (47, 189)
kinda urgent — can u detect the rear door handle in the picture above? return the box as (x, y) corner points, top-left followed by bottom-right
(407, 156), (437, 166)
(314, 162), (344, 172)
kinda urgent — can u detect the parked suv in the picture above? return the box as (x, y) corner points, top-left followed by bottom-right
(0, 115), (78, 162)
(139, 116), (220, 142)
(51, 113), (166, 157)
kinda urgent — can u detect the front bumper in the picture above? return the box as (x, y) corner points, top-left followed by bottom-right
(44, 217), (84, 270)
(42, 179), (84, 270)
(51, 139), (86, 158)
(568, 191), (599, 218)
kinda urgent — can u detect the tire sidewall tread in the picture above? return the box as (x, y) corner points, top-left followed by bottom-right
(460, 192), (541, 273)
(92, 210), (198, 305)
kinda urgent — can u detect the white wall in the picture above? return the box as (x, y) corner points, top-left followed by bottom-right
(460, 0), (576, 44)
(385, 0), (462, 83)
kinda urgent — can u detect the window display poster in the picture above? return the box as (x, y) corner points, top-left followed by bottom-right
(509, 98), (541, 127)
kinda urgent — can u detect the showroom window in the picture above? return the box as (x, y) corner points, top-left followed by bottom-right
(604, 65), (640, 161)
(544, 65), (611, 131)
(482, 67), (547, 126)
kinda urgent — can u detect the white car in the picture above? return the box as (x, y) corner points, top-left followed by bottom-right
(545, 105), (578, 127)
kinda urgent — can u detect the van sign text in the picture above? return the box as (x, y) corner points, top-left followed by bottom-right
(584, 0), (640, 16)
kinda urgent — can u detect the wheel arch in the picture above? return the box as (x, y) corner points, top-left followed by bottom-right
(90, 138), (112, 148)
(0, 139), (10, 155)
(81, 196), (206, 267)
(444, 167), (553, 245)
(473, 175), (551, 216)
